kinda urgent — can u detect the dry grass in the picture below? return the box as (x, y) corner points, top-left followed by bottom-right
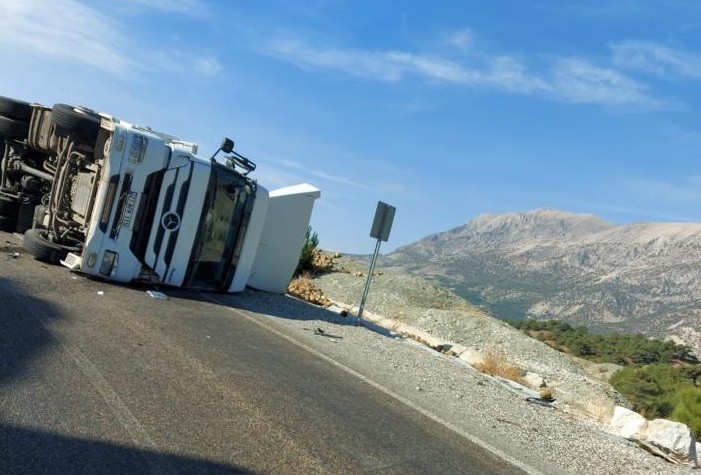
(538, 387), (553, 400)
(473, 352), (525, 384)
(582, 396), (616, 423)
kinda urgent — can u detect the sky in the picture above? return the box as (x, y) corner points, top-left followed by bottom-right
(0, 1), (700, 254)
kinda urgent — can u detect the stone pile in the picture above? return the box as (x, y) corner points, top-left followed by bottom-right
(287, 278), (332, 307)
(310, 250), (338, 273)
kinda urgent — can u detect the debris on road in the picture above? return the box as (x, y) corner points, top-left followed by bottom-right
(146, 290), (168, 300)
(526, 396), (556, 408)
(312, 327), (343, 339)
(97, 291), (104, 296)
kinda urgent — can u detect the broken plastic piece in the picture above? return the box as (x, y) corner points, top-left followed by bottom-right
(526, 396), (555, 408)
(146, 290), (168, 300)
(314, 328), (343, 339)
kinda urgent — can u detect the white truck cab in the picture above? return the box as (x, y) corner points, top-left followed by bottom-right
(10, 100), (318, 292)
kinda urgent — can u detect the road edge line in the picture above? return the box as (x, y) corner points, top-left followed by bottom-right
(202, 293), (543, 475)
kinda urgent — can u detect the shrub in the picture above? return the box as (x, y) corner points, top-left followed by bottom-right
(609, 364), (681, 418)
(671, 388), (701, 438)
(473, 352), (525, 384)
(294, 226), (319, 277)
(515, 319), (697, 365)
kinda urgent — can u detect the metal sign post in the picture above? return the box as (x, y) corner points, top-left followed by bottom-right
(358, 201), (396, 319)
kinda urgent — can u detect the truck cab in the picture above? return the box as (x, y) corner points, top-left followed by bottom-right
(11, 100), (317, 292)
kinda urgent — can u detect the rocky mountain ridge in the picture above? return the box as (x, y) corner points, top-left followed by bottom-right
(381, 209), (701, 355)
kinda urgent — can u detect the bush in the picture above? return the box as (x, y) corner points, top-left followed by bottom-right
(609, 364), (683, 418)
(294, 226), (319, 277)
(473, 352), (525, 384)
(671, 388), (701, 437)
(514, 319), (697, 365)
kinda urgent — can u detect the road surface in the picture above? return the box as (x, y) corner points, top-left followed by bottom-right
(0, 235), (524, 474)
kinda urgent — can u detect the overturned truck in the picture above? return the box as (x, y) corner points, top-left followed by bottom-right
(0, 96), (320, 293)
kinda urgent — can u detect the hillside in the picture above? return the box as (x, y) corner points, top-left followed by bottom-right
(311, 254), (621, 413)
(380, 209), (701, 355)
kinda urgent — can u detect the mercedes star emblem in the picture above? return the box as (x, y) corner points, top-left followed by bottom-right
(161, 211), (181, 231)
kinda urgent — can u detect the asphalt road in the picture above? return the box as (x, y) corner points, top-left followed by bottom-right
(0, 235), (524, 474)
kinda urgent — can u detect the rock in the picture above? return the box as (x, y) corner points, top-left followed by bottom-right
(643, 418), (697, 466)
(610, 406), (698, 465)
(522, 371), (545, 389)
(310, 250), (336, 272)
(287, 278), (332, 307)
(610, 406), (647, 439)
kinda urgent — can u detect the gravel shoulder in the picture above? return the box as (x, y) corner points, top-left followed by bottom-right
(224, 289), (693, 475)
(272, 253), (696, 473)
(313, 258), (621, 413)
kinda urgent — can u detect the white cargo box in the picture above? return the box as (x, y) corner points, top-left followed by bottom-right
(246, 184), (321, 293)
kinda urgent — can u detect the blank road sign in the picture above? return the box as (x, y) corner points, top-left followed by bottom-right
(370, 201), (396, 242)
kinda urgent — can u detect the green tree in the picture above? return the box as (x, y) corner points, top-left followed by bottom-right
(671, 388), (701, 438)
(610, 364), (694, 419)
(294, 226), (319, 277)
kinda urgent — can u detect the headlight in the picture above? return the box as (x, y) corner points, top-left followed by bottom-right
(99, 251), (119, 277)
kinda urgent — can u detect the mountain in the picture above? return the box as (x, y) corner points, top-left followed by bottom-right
(381, 209), (701, 355)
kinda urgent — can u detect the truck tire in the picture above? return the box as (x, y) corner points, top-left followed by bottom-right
(22, 229), (71, 264)
(0, 96), (33, 121)
(0, 214), (17, 232)
(51, 104), (101, 143)
(0, 115), (30, 138)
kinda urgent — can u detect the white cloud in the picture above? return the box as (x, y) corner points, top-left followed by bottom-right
(264, 35), (659, 108)
(624, 176), (701, 208)
(265, 38), (405, 81)
(194, 57), (223, 76)
(384, 51), (476, 83)
(550, 58), (662, 107)
(275, 158), (406, 194)
(265, 36), (547, 93)
(0, 0), (133, 75)
(0, 0), (221, 78)
(611, 40), (701, 79)
(117, 0), (206, 16)
(576, 200), (696, 222)
(447, 28), (474, 51)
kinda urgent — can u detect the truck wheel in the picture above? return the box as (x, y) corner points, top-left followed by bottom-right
(0, 115), (30, 138)
(0, 96), (33, 121)
(0, 214), (17, 232)
(22, 229), (71, 264)
(51, 104), (101, 143)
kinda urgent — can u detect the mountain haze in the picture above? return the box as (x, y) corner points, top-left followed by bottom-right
(382, 209), (701, 354)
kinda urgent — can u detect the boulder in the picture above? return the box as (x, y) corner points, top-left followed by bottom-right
(643, 419), (697, 466)
(609, 406), (647, 439)
(609, 406), (698, 466)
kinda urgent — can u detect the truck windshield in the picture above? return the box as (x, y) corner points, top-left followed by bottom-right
(186, 164), (254, 290)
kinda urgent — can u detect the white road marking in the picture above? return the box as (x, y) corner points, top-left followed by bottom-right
(203, 294), (543, 475)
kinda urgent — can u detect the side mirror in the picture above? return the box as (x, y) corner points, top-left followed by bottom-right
(220, 137), (234, 154)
